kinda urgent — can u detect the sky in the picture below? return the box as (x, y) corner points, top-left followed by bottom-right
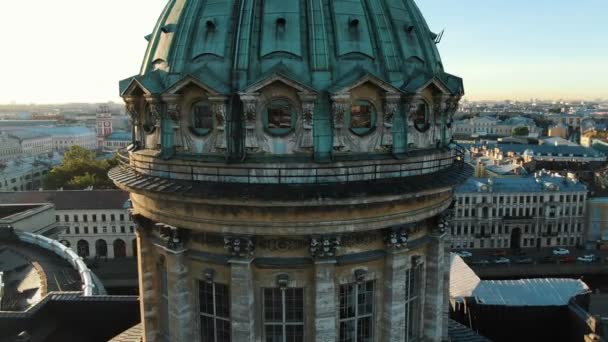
(0, 0), (606, 104)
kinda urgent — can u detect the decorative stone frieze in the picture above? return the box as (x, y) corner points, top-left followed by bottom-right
(309, 236), (341, 259)
(331, 94), (350, 151)
(258, 238), (308, 252)
(298, 92), (317, 149)
(340, 231), (379, 247)
(224, 235), (255, 258)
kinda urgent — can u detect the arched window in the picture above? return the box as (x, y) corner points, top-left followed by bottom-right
(265, 99), (295, 135)
(77, 240), (89, 258)
(191, 101), (213, 136)
(412, 103), (430, 132)
(95, 239), (108, 258)
(350, 100), (376, 135)
(113, 239), (127, 258)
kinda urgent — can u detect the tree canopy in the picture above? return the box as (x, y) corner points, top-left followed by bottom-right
(512, 126), (530, 136)
(43, 146), (118, 190)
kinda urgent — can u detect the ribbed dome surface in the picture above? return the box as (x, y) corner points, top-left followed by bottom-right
(120, 0), (463, 95)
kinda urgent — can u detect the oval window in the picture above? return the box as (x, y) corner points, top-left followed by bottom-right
(413, 103), (430, 132)
(265, 99), (295, 135)
(191, 101), (213, 136)
(350, 100), (376, 135)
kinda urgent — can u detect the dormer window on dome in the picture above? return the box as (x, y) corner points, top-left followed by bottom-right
(350, 100), (376, 136)
(191, 101), (213, 136)
(265, 99), (295, 136)
(412, 103), (430, 133)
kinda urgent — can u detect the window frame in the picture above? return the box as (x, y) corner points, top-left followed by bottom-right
(199, 281), (231, 342)
(339, 280), (375, 342)
(349, 100), (377, 136)
(262, 287), (305, 342)
(190, 100), (214, 136)
(263, 99), (297, 136)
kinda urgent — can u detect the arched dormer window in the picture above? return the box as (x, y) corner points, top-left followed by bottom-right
(412, 103), (430, 132)
(191, 101), (213, 136)
(264, 99), (296, 136)
(350, 100), (376, 135)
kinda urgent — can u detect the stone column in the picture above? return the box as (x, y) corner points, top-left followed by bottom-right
(433, 95), (449, 148)
(298, 92), (317, 150)
(382, 251), (409, 341)
(423, 223), (448, 342)
(166, 250), (194, 342)
(123, 95), (140, 147)
(135, 224), (160, 342)
(382, 228), (410, 341)
(226, 235), (256, 341)
(229, 259), (256, 341)
(210, 96), (228, 152)
(313, 260), (337, 342)
(382, 93), (401, 152)
(442, 244), (451, 341)
(162, 94), (183, 155)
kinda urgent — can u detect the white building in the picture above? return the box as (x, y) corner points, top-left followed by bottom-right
(453, 116), (540, 138)
(9, 130), (53, 156)
(0, 190), (136, 259)
(0, 156), (52, 191)
(0, 132), (22, 160)
(452, 173), (588, 250)
(43, 127), (97, 151)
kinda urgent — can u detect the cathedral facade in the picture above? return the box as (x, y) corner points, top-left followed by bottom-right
(111, 0), (469, 341)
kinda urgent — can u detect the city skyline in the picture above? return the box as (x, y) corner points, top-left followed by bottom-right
(0, 0), (606, 104)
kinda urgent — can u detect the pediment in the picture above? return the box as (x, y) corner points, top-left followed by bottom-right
(241, 72), (317, 95)
(120, 78), (153, 97)
(164, 74), (224, 96)
(330, 71), (402, 95)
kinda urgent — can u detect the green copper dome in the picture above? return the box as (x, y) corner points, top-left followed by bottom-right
(120, 0), (463, 95)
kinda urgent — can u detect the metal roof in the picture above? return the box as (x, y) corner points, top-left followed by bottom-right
(0, 190), (130, 210)
(456, 176), (587, 194)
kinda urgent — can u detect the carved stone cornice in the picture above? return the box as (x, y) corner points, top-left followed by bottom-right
(161, 94), (182, 122)
(224, 235), (255, 258)
(309, 236), (340, 259)
(383, 93), (401, 127)
(258, 238), (308, 252)
(144, 95), (163, 123)
(239, 93), (260, 127)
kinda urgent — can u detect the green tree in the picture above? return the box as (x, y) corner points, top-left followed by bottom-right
(43, 146), (118, 190)
(512, 126), (530, 136)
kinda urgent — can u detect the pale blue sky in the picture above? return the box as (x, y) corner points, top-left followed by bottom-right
(0, 0), (605, 104)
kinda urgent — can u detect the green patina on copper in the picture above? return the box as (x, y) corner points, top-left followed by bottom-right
(120, 0), (464, 160)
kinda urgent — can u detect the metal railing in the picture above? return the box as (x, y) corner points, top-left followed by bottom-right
(116, 149), (462, 185)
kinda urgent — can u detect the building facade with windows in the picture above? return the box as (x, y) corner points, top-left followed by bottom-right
(453, 116), (540, 138)
(452, 174), (588, 250)
(111, 1), (470, 341)
(0, 156), (51, 191)
(0, 190), (136, 259)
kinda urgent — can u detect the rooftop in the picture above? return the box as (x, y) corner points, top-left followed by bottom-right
(0, 190), (131, 211)
(456, 174), (588, 194)
(450, 254), (590, 307)
(474, 142), (605, 158)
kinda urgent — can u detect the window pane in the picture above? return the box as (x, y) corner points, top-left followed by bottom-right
(194, 103), (213, 129)
(200, 316), (215, 342)
(357, 282), (374, 315)
(216, 319), (231, 342)
(357, 317), (373, 342)
(268, 101), (292, 129)
(285, 288), (304, 322)
(340, 284), (356, 319)
(351, 102), (372, 129)
(199, 282), (214, 315)
(215, 284), (230, 318)
(286, 325), (304, 342)
(340, 320), (356, 342)
(265, 325), (283, 342)
(264, 288), (283, 322)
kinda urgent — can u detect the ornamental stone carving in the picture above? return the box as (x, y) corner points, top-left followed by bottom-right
(224, 236), (255, 258)
(331, 94), (350, 151)
(385, 229), (409, 250)
(309, 236), (340, 259)
(239, 93), (260, 151)
(156, 224), (188, 252)
(145, 96), (162, 124)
